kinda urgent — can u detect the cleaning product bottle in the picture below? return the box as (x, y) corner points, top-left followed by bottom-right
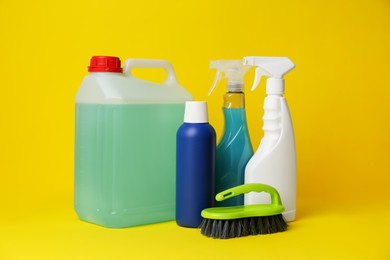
(209, 60), (253, 207)
(75, 56), (193, 228)
(243, 56), (296, 222)
(176, 101), (216, 228)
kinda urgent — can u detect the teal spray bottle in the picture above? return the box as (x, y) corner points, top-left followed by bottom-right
(209, 60), (253, 207)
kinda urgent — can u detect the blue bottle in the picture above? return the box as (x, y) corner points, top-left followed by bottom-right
(176, 101), (216, 228)
(209, 60), (253, 207)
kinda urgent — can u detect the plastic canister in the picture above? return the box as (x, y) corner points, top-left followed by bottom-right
(74, 56), (193, 228)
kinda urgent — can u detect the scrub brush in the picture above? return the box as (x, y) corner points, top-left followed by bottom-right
(200, 183), (287, 239)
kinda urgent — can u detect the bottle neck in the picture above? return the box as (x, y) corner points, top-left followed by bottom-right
(89, 72), (122, 77)
(223, 91), (245, 109)
(266, 78), (285, 95)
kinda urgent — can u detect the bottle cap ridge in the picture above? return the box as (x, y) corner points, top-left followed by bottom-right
(88, 56), (123, 73)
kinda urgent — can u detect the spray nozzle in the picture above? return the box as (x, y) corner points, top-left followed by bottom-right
(208, 60), (250, 96)
(243, 56), (295, 94)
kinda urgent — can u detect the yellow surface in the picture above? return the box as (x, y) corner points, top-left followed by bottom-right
(0, 0), (389, 259)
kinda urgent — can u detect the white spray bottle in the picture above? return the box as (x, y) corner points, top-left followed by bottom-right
(243, 56), (296, 222)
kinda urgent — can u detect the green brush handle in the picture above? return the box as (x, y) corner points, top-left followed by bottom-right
(202, 183), (285, 219)
(216, 183), (283, 207)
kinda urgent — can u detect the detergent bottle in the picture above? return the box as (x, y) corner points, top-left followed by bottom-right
(176, 101), (216, 228)
(209, 60), (253, 207)
(75, 56), (193, 228)
(243, 56), (296, 222)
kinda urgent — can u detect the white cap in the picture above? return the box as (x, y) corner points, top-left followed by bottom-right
(184, 101), (209, 123)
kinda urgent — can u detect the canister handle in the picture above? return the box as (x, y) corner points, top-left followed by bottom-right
(123, 59), (178, 86)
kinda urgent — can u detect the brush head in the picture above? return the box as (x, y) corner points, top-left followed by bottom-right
(200, 214), (287, 239)
(200, 184), (288, 239)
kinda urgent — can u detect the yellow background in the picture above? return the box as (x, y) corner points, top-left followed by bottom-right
(0, 0), (389, 259)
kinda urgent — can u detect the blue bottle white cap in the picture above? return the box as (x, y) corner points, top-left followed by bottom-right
(184, 101), (209, 123)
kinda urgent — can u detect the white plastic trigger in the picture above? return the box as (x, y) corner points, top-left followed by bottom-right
(251, 67), (267, 91)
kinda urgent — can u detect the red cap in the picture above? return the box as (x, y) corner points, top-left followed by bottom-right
(88, 56), (123, 73)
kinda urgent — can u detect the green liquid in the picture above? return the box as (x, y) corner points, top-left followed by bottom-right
(75, 103), (184, 228)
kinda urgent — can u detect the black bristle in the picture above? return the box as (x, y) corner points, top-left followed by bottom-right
(221, 220), (229, 239)
(229, 219), (236, 238)
(200, 214), (287, 239)
(277, 214), (288, 230)
(210, 219), (218, 238)
(217, 220), (223, 238)
(236, 219), (243, 237)
(199, 218), (211, 236)
(256, 216), (263, 234)
(269, 216), (278, 233)
(265, 216), (272, 233)
(249, 217), (257, 236)
(243, 218), (251, 237)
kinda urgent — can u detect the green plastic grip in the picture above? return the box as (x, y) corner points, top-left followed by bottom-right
(201, 183), (285, 220)
(216, 183), (283, 207)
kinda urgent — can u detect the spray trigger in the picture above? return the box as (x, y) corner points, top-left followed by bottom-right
(244, 56), (295, 94)
(208, 70), (222, 96)
(208, 60), (250, 96)
(251, 67), (270, 91)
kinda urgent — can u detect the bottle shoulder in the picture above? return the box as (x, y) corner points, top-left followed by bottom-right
(221, 107), (250, 133)
(76, 74), (193, 104)
(177, 123), (216, 137)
